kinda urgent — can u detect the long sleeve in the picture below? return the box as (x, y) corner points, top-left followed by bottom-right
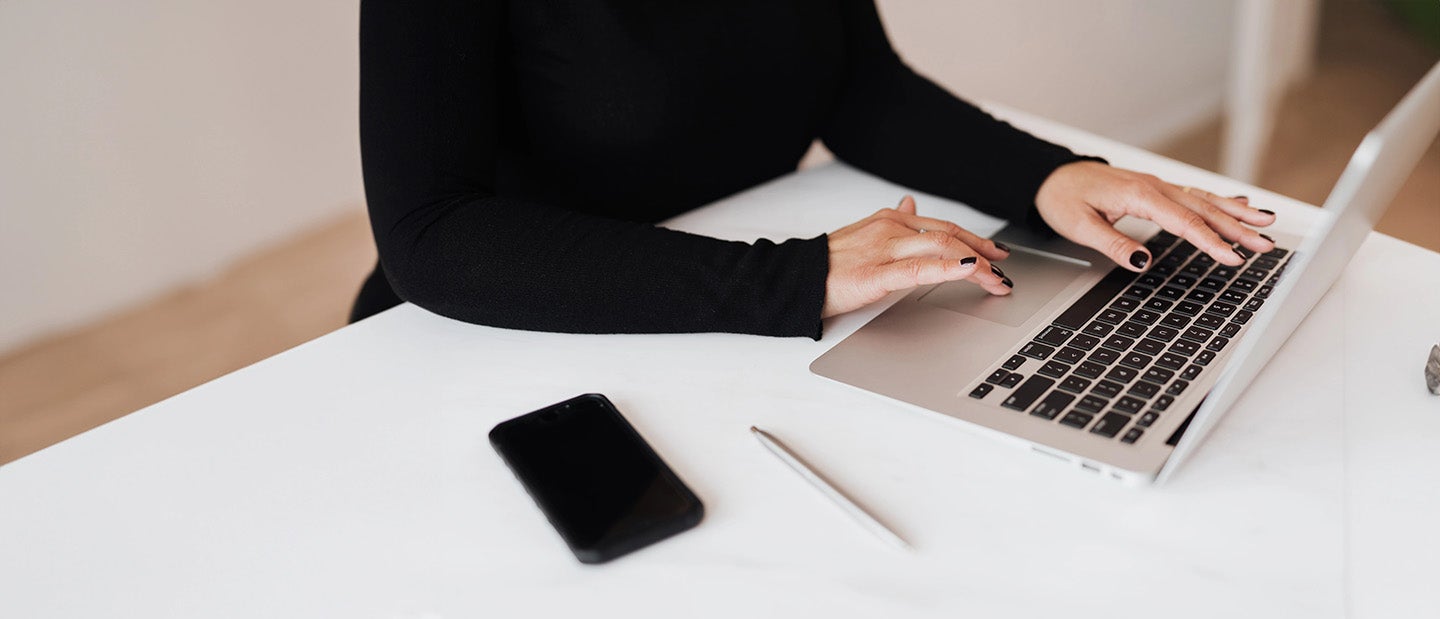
(358, 0), (828, 338)
(819, 0), (1102, 233)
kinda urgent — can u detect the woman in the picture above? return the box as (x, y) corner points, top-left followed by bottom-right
(354, 1), (1275, 339)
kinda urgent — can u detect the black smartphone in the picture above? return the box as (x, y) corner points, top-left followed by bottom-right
(488, 394), (704, 564)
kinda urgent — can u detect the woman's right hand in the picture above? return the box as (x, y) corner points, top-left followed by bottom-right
(823, 195), (1013, 318)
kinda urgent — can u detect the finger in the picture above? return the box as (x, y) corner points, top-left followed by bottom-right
(871, 257), (978, 292)
(1124, 187), (1242, 266)
(886, 210), (1011, 260)
(1067, 209), (1154, 273)
(1163, 186), (1275, 253)
(970, 262), (1015, 296)
(1201, 190), (1277, 228)
(897, 194), (917, 215)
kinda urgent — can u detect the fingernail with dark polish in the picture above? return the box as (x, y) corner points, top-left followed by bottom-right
(960, 256), (978, 265)
(1001, 277), (1014, 288)
(1233, 248), (1246, 261)
(1259, 233), (1274, 242)
(994, 241), (1010, 253)
(991, 265), (1005, 278)
(1129, 250), (1149, 269)
(1258, 209), (1275, 216)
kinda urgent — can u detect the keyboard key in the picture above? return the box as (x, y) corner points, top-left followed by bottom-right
(1169, 339), (1201, 356)
(1154, 286), (1185, 301)
(1123, 285), (1153, 300)
(1166, 380), (1190, 396)
(1207, 336), (1230, 352)
(1206, 302), (1237, 317)
(1059, 410), (1094, 429)
(1054, 346), (1086, 365)
(1137, 274), (1165, 288)
(1116, 322), (1147, 339)
(1121, 427), (1145, 444)
(1219, 323), (1240, 338)
(1092, 380), (1123, 399)
(1195, 313), (1225, 329)
(1148, 326), (1179, 342)
(1111, 297), (1141, 312)
(1137, 411), (1160, 427)
(1181, 326), (1214, 343)
(1105, 366), (1139, 383)
(1019, 342), (1055, 359)
(1069, 333), (1101, 350)
(986, 369), (1010, 384)
(1174, 301), (1204, 316)
(1241, 267), (1270, 281)
(1134, 338), (1166, 356)
(1185, 289), (1215, 303)
(1192, 253), (1215, 267)
(1102, 335), (1135, 351)
(1088, 348), (1120, 365)
(1083, 322), (1114, 338)
(1091, 412), (1130, 438)
(1195, 350), (1217, 366)
(1000, 373), (1024, 388)
(1255, 286), (1273, 299)
(1196, 278), (1225, 293)
(1144, 298), (1174, 312)
(1075, 361), (1106, 379)
(1114, 396), (1145, 415)
(1156, 352), (1186, 370)
(1229, 278), (1257, 292)
(1154, 395), (1174, 411)
(1263, 247), (1289, 258)
(1181, 262), (1208, 277)
(1058, 376), (1092, 393)
(1053, 268), (1136, 330)
(1210, 266), (1238, 280)
(1142, 367), (1175, 384)
(1038, 361), (1071, 378)
(1076, 394), (1109, 413)
(1167, 274), (1197, 289)
(1219, 289), (1247, 304)
(1160, 313), (1190, 329)
(1244, 298), (1264, 312)
(1119, 351), (1153, 369)
(1002, 355), (1027, 371)
(1128, 381), (1160, 399)
(1030, 391), (1074, 420)
(1181, 364), (1202, 381)
(969, 384), (993, 399)
(1252, 256), (1279, 271)
(1234, 245), (1255, 259)
(1036, 325), (1074, 346)
(1131, 309), (1161, 325)
(1002, 375), (1056, 411)
(1151, 263), (1176, 276)
(1097, 309), (1127, 325)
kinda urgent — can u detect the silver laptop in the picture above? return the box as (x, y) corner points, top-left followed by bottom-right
(811, 61), (1440, 485)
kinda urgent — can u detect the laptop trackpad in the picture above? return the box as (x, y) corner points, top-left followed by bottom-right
(917, 247), (1091, 327)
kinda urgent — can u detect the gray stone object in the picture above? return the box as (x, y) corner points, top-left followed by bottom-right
(1428, 344), (1440, 396)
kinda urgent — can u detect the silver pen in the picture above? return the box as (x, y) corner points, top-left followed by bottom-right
(749, 426), (912, 551)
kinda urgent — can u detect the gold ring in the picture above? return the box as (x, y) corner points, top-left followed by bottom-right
(917, 228), (928, 234)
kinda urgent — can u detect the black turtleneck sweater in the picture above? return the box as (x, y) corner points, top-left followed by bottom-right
(355, 0), (1093, 338)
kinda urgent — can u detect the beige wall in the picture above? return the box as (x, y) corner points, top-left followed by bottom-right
(0, 0), (1236, 353)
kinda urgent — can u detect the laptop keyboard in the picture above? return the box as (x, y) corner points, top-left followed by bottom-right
(967, 230), (1292, 445)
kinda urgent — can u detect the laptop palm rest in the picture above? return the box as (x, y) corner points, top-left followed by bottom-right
(917, 247), (1091, 327)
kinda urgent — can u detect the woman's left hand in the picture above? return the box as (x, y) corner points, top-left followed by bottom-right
(1034, 161), (1278, 272)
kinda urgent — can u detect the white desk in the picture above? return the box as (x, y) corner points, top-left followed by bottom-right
(2, 108), (1437, 618)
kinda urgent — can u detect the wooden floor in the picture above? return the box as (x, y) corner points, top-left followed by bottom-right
(2, 2), (1436, 466)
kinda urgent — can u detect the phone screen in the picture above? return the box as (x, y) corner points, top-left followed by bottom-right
(489, 394), (703, 563)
